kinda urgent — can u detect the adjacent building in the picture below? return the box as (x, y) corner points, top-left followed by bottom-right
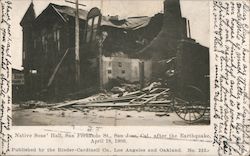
(12, 68), (25, 101)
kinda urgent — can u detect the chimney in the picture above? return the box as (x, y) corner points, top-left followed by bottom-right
(164, 0), (182, 18)
(162, 0), (183, 40)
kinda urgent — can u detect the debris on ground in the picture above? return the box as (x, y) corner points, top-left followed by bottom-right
(126, 115), (132, 118)
(19, 100), (55, 109)
(155, 113), (170, 117)
(18, 81), (175, 118)
(111, 87), (126, 94)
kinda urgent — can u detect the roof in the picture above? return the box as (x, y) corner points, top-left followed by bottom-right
(51, 3), (88, 20)
(101, 16), (151, 30)
(12, 68), (23, 74)
(35, 3), (152, 30)
(20, 2), (36, 26)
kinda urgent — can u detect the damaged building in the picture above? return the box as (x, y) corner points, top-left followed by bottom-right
(20, 0), (209, 100)
(138, 0), (209, 85)
(20, 2), (162, 99)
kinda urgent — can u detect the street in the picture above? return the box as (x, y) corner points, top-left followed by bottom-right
(13, 104), (210, 126)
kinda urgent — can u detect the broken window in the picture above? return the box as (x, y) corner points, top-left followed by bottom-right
(84, 8), (102, 44)
(108, 70), (112, 74)
(54, 29), (60, 52)
(42, 35), (48, 54)
(86, 18), (93, 43)
(92, 17), (99, 41)
(122, 70), (125, 74)
(86, 17), (99, 43)
(57, 30), (60, 52)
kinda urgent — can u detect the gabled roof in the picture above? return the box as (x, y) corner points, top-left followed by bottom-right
(33, 3), (89, 24)
(20, 2), (36, 26)
(51, 3), (88, 20)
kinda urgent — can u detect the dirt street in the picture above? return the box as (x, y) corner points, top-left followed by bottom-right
(13, 105), (209, 126)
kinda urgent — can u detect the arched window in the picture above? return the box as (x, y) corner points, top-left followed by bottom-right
(84, 8), (102, 44)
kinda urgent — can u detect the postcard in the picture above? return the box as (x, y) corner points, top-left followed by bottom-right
(0, 0), (249, 155)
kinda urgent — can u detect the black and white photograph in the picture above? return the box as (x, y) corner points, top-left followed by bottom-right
(2, 0), (249, 155)
(12, 0), (210, 126)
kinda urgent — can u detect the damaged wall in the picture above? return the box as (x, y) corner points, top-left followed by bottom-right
(137, 0), (188, 60)
(102, 56), (152, 86)
(101, 13), (163, 57)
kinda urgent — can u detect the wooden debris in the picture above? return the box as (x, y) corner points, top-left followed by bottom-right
(122, 90), (141, 96)
(83, 95), (137, 104)
(130, 88), (169, 105)
(52, 94), (105, 108)
(155, 113), (170, 117)
(73, 101), (171, 108)
(73, 102), (142, 108)
(148, 100), (171, 104)
(52, 86), (171, 110)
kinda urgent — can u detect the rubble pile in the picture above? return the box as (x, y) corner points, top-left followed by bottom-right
(14, 81), (210, 124)
(19, 100), (55, 109)
(48, 82), (173, 115)
(16, 82), (175, 118)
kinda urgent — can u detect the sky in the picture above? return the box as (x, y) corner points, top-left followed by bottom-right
(11, 0), (209, 70)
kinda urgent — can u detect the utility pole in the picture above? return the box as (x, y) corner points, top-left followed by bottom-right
(75, 0), (80, 88)
(98, 32), (108, 91)
(64, 0), (86, 89)
(99, 41), (103, 91)
(100, 1), (105, 92)
(99, 0), (104, 91)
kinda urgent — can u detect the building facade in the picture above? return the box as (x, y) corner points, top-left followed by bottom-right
(20, 2), (162, 98)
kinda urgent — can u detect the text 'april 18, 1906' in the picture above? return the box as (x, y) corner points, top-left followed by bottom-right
(212, 0), (250, 156)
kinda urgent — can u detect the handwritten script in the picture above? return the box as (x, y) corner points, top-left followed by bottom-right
(212, 0), (250, 155)
(0, 0), (12, 155)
